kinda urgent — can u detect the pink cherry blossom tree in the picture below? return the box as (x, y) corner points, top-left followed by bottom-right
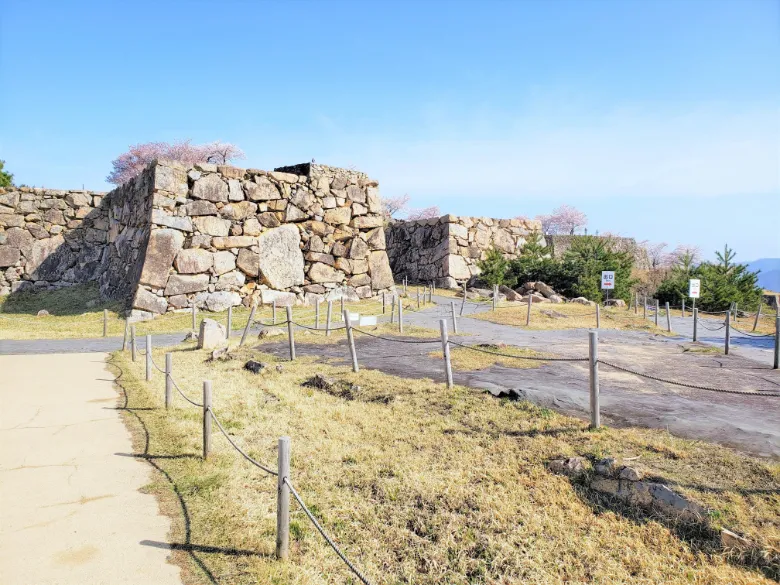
(407, 205), (441, 220)
(381, 194), (410, 219)
(536, 205), (588, 235)
(107, 139), (245, 185)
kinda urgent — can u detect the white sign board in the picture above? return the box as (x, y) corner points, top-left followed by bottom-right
(689, 279), (701, 299)
(601, 271), (615, 290)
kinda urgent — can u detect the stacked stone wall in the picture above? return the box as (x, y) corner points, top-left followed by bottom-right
(386, 215), (543, 288)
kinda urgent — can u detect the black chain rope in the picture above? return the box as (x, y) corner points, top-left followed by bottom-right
(169, 377), (204, 407)
(448, 341), (588, 362)
(285, 478), (376, 585)
(350, 327), (440, 344)
(697, 321), (726, 332)
(730, 326), (776, 339)
(597, 360), (780, 397)
(208, 410), (278, 476)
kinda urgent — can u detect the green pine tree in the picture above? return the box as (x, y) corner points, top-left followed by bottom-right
(0, 160), (13, 188)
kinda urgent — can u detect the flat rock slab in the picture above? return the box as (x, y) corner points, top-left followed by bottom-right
(0, 353), (183, 585)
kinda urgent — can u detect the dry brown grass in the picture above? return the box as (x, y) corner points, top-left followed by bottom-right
(112, 342), (779, 585)
(429, 343), (548, 370)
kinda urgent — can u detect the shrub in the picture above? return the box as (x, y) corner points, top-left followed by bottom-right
(477, 248), (509, 286)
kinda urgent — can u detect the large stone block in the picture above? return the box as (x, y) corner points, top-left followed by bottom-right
(198, 318), (227, 349)
(236, 248), (260, 277)
(154, 164), (188, 196)
(244, 177), (281, 201)
(139, 229), (184, 288)
(352, 215), (383, 229)
(365, 227), (386, 250)
(368, 251), (394, 289)
(443, 254), (471, 280)
(213, 251), (236, 275)
(164, 274), (209, 296)
(133, 287), (168, 314)
(183, 200), (218, 216)
(151, 209), (193, 232)
(175, 248), (213, 274)
(212, 236), (256, 249)
(260, 289), (296, 306)
(324, 206), (351, 225)
(204, 291), (242, 312)
(192, 174), (229, 202)
(309, 262), (345, 284)
(193, 216), (230, 237)
(256, 225), (304, 289)
(0, 246), (20, 268)
(28, 236), (72, 281)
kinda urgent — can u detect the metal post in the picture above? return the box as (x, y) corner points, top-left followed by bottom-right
(398, 295), (404, 334)
(596, 304), (600, 329)
(276, 437), (290, 560)
(693, 308), (698, 342)
(432, 280), (436, 296)
(588, 330), (600, 429)
(403, 276), (407, 295)
(285, 306), (295, 361)
(774, 316), (779, 370)
(202, 381), (212, 460)
(131, 325), (137, 362)
(344, 309), (359, 373)
(382, 292), (386, 315)
(226, 305), (233, 340)
(724, 312), (730, 355)
(634, 292), (638, 315)
(752, 302), (762, 332)
(450, 301), (458, 334)
(103, 309), (108, 337)
(145, 334), (152, 381)
(428, 286), (432, 303)
(326, 300), (333, 336)
(240, 304), (257, 347)
(122, 318), (129, 351)
(439, 319), (453, 389)
(665, 302), (672, 332)
(460, 281), (467, 316)
(315, 300), (320, 329)
(192, 304), (197, 330)
(654, 299), (659, 327)
(165, 353), (173, 409)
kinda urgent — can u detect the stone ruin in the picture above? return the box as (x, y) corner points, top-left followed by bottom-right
(0, 160), (394, 316)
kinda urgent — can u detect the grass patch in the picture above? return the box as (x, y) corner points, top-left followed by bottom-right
(429, 343), (548, 370)
(112, 342), (779, 584)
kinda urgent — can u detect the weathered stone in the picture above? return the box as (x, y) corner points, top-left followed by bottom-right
(535, 282), (556, 298)
(28, 236), (70, 281)
(198, 318), (227, 349)
(151, 209), (193, 232)
(193, 216), (231, 237)
(499, 284), (522, 301)
(165, 274), (210, 296)
(285, 204), (306, 222)
(256, 225), (304, 289)
(139, 229), (184, 288)
(448, 223), (468, 240)
(605, 299), (627, 308)
(65, 192), (91, 208)
(349, 237), (369, 260)
(0, 246), (20, 267)
(619, 466), (644, 482)
(547, 457), (585, 476)
(204, 291), (242, 311)
(571, 297), (596, 306)
(351, 215), (383, 229)
(175, 248), (213, 274)
(368, 251), (394, 290)
(133, 287), (169, 314)
(244, 177), (280, 201)
(349, 273), (371, 287)
(220, 201), (257, 221)
(345, 185), (366, 203)
(155, 165), (188, 196)
(309, 262), (345, 284)
(5, 227), (34, 255)
(236, 248), (260, 277)
(305, 252), (335, 266)
(365, 227), (386, 250)
(212, 236), (256, 249)
(183, 200), (218, 216)
(257, 212), (281, 228)
(444, 254), (471, 280)
(242, 217), (262, 236)
(721, 529), (752, 550)
(168, 294), (189, 309)
(213, 251), (236, 275)
(260, 289), (296, 306)
(324, 206), (351, 225)
(216, 270), (246, 290)
(192, 174), (229, 202)
(217, 165), (245, 180)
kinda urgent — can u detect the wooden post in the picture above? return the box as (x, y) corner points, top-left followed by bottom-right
(131, 325), (137, 362)
(596, 304), (601, 329)
(526, 294), (532, 326)
(665, 302), (672, 332)
(122, 318), (129, 351)
(145, 334), (152, 381)
(492, 285), (497, 312)
(588, 330), (600, 429)
(344, 309), (359, 373)
(693, 308), (698, 342)
(315, 299), (320, 330)
(276, 437), (291, 560)
(432, 280), (436, 296)
(643, 295), (647, 320)
(774, 316), (779, 370)
(398, 295), (404, 334)
(634, 292), (638, 315)
(752, 302), (762, 332)
(682, 299), (686, 318)
(428, 285), (433, 303)
(226, 305), (233, 340)
(272, 299), (277, 325)
(460, 281), (467, 316)
(202, 381), (212, 460)
(439, 319), (453, 389)
(191, 305), (197, 331)
(724, 311), (730, 355)
(240, 304), (257, 347)
(417, 288), (421, 309)
(285, 306), (295, 361)
(340, 297), (345, 321)
(326, 301), (333, 336)
(654, 299), (659, 327)
(450, 301), (458, 334)
(382, 292), (386, 315)
(102, 309), (108, 337)
(403, 276), (407, 295)
(390, 297), (396, 324)
(164, 353), (173, 409)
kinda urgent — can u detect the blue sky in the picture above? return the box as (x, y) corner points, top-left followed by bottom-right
(1, 0), (778, 261)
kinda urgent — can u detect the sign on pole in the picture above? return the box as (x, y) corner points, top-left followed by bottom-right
(689, 279), (701, 299)
(601, 271), (615, 290)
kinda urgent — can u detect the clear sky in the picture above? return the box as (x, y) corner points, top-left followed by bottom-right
(1, 0), (778, 261)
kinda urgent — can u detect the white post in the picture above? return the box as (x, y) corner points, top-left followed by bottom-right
(390, 297), (396, 324)
(131, 325), (137, 362)
(753, 302), (762, 332)
(240, 304), (257, 347)
(272, 299), (277, 325)
(315, 300), (320, 330)
(226, 305), (233, 340)
(382, 292), (386, 315)
(526, 294), (532, 326)
(724, 311), (730, 355)
(145, 334), (152, 381)
(450, 301), (458, 334)
(340, 297), (345, 321)
(596, 304), (600, 329)
(326, 300), (333, 336)
(654, 299), (659, 327)
(693, 308), (698, 342)
(492, 285), (497, 311)
(439, 319), (453, 389)
(589, 330), (600, 429)
(202, 381), (212, 460)
(460, 281), (467, 316)
(192, 304), (197, 330)
(276, 437), (290, 560)
(286, 306), (295, 361)
(398, 295), (404, 334)
(103, 309), (108, 337)
(643, 295), (647, 320)
(122, 318), (129, 351)
(165, 353), (172, 409)
(665, 301), (672, 332)
(344, 309), (359, 373)
(682, 299), (686, 318)
(417, 288), (421, 309)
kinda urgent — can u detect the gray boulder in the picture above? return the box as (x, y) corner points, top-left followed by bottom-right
(256, 225), (304, 289)
(198, 318), (227, 349)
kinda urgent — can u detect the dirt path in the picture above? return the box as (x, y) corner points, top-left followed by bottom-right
(0, 353), (182, 585)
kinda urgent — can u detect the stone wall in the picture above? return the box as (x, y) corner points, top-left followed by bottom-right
(386, 215), (543, 288)
(0, 185), (112, 295)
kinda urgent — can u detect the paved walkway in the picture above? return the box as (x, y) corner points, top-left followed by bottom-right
(0, 353), (182, 585)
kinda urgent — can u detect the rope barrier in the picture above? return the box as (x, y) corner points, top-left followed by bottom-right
(209, 410), (278, 476)
(169, 377), (204, 407)
(730, 326), (776, 339)
(598, 360), (780, 397)
(285, 478), (376, 585)
(351, 327), (440, 344)
(449, 341), (589, 362)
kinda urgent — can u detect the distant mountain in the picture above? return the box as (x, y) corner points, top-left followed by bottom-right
(746, 258), (780, 292)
